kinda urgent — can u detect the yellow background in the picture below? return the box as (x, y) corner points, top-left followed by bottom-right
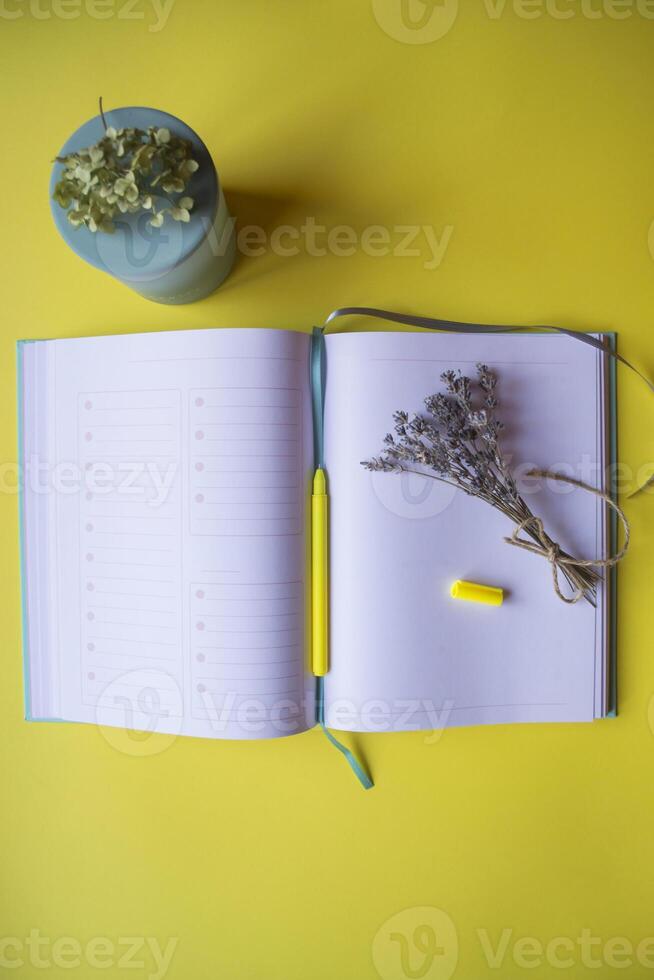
(2, 2), (654, 977)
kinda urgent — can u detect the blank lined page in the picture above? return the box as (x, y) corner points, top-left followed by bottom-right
(322, 331), (608, 733)
(79, 388), (183, 716)
(188, 386), (302, 536)
(32, 328), (314, 740)
(189, 580), (305, 723)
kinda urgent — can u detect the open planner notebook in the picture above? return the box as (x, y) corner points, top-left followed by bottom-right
(18, 325), (616, 749)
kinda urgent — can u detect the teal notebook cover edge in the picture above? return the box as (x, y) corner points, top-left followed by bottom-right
(17, 339), (63, 724)
(16, 340), (32, 721)
(15, 341), (51, 720)
(607, 332), (618, 718)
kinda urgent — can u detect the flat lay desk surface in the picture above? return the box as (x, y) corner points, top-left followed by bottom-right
(2, 4), (654, 978)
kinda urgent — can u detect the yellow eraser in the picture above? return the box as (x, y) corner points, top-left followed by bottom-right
(450, 580), (504, 607)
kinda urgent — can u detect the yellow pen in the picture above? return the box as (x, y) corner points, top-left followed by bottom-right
(311, 467), (329, 676)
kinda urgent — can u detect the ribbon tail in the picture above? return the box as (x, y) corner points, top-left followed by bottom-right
(319, 723), (374, 790)
(317, 678), (374, 790)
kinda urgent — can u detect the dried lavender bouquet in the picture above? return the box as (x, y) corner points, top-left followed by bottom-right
(361, 364), (599, 605)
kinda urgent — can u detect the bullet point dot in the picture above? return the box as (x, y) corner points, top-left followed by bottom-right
(86, 553), (93, 562)
(196, 589), (204, 599)
(195, 462), (204, 472)
(84, 432), (92, 441)
(88, 672), (95, 680)
(84, 400), (92, 410)
(197, 683), (206, 693)
(195, 397), (204, 407)
(196, 621), (205, 631)
(196, 653), (205, 663)
(195, 430), (204, 440)
(195, 493), (204, 504)
(85, 523), (93, 532)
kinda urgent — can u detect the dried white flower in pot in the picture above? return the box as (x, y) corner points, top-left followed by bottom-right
(53, 123), (199, 234)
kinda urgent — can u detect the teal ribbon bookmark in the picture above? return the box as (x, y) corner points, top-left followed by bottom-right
(311, 327), (374, 790)
(317, 677), (373, 790)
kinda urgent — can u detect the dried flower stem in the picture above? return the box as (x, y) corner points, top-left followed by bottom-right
(361, 364), (601, 605)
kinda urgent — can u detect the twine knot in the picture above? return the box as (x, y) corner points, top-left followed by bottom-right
(503, 469), (630, 605)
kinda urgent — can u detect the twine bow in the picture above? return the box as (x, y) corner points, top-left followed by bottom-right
(504, 469), (630, 604)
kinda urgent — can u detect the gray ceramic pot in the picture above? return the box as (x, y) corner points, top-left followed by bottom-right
(50, 106), (236, 304)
